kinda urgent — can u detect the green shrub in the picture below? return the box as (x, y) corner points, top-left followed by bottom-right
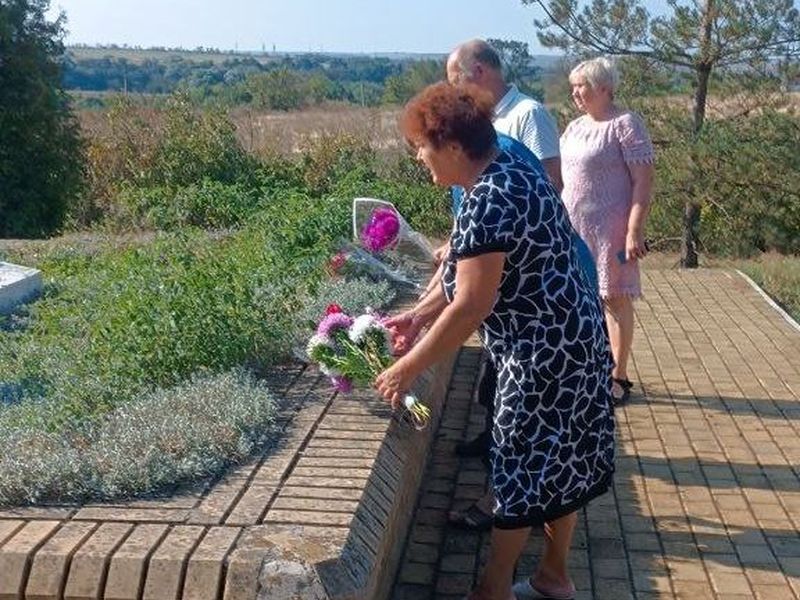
(113, 179), (263, 230)
(152, 94), (259, 188)
(82, 96), (163, 216)
(693, 111), (800, 256)
(298, 131), (378, 197)
(81, 94), (262, 227)
(635, 101), (800, 257)
(0, 193), (354, 428)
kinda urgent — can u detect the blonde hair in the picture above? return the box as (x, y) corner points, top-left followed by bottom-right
(569, 57), (620, 93)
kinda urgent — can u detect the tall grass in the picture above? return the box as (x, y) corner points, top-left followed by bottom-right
(737, 253), (800, 322)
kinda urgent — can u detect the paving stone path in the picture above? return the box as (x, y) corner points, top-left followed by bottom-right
(393, 269), (800, 600)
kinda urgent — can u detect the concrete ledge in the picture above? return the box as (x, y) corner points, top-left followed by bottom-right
(245, 350), (459, 600)
(0, 262), (42, 315)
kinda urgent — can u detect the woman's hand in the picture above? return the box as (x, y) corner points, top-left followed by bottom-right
(375, 359), (418, 410)
(626, 229), (648, 261)
(433, 241), (450, 265)
(384, 310), (427, 355)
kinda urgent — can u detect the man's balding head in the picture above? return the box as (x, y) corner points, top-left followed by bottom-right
(446, 39), (503, 85)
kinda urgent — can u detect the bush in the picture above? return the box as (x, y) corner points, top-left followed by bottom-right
(80, 94), (263, 227)
(113, 179), (263, 230)
(152, 94), (259, 188)
(298, 131), (378, 197)
(81, 96), (163, 218)
(634, 102), (800, 257)
(693, 110), (800, 256)
(79, 99), (454, 237)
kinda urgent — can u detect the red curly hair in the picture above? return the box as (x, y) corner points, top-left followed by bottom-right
(399, 82), (497, 161)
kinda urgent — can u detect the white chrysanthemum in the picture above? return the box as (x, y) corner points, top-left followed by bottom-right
(306, 333), (332, 357)
(348, 314), (379, 344)
(307, 334), (340, 376)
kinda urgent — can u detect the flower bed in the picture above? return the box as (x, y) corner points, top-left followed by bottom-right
(0, 194), (400, 506)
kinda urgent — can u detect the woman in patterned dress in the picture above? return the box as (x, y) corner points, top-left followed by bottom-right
(560, 58), (655, 404)
(375, 82), (615, 600)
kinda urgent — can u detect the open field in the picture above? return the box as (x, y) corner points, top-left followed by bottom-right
(74, 89), (800, 157)
(77, 102), (406, 156)
(68, 46), (278, 65)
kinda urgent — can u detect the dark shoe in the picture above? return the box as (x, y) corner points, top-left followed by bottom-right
(447, 503), (494, 531)
(455, 432), (490, 457)
(612, 377), (633, 405)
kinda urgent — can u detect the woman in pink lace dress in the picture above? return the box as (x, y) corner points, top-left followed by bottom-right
(561, 58), (655, 404)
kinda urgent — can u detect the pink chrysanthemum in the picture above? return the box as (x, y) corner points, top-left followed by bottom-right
(361, 207), (400, 253)
(317, 312), (354, 336)
(331, 375), (353, 394)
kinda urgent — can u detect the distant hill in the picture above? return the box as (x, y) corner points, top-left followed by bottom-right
(66, 45), (563, 70)
(62, 45), (561, 107)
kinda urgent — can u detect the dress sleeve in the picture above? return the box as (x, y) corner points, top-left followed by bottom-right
(615, 112), (654, 165)
(451, 179), (520, 259)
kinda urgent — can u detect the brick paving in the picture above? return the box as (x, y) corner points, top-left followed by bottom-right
(393, 269), (800, 600)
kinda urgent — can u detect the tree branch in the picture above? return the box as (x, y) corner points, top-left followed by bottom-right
(531, 0), (696, 67)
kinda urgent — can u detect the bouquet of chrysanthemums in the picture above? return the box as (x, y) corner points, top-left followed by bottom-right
(352, 198), (435, 288)
(306, 304), (432, 429)
(326, 243), (421, 290)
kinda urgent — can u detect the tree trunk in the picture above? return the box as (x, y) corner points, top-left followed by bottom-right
(682, 0), (715, 269)
(682, 64), (712, 269)
(680, 202), (701, 268)
(692, 64), (712, 136)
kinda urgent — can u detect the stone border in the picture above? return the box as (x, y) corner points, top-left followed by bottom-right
(0, 261), (42, 315)
(735, 269), (800, 333)
(0, 349), (459, 600)
(236, 349), (459, 600)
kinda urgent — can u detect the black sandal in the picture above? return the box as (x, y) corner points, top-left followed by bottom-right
(447, 503), (494, 531)
(455, 432), (490, 457)
(612, 377), (633, 405)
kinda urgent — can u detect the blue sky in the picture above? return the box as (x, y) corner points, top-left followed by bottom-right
(47, 0), (578, 54)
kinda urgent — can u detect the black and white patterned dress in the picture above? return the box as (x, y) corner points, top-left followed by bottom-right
(442, 150), (615, 529)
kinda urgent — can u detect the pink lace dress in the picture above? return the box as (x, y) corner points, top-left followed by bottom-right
(560, 110), (654, 299)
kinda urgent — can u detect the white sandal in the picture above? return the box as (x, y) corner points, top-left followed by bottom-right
(512, 578), (575, 600)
